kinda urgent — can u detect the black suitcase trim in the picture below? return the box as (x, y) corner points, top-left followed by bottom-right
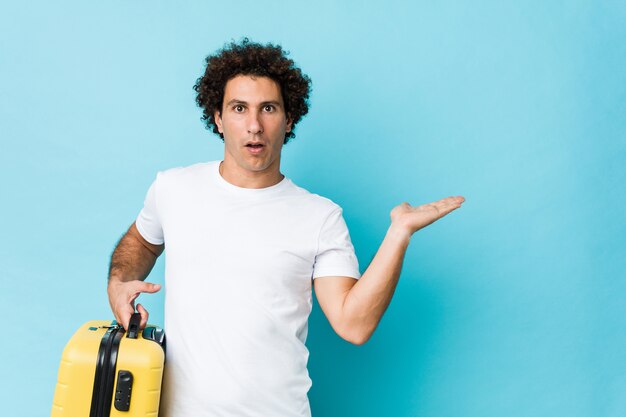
(89, 325), (123, 417)
(87, 314), (164, 417)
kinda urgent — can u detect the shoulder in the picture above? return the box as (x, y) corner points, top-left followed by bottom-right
(147, 162), (216, 198)
(157, 161), (215, 179)
(153, 161), (216, 185)
(286, 181), (343, 216)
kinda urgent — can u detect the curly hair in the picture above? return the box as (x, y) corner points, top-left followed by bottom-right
(193, 38), (312, 144)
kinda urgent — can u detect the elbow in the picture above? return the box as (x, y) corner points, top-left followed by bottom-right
(347, 335), (370, 346)
(340, 327), (373, 346)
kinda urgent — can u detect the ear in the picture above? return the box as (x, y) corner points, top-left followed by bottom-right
(286, 113), (293, 133)
(214, 109), (223, 133)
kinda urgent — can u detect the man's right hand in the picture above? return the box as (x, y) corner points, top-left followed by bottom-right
(107, 280), (162, 330)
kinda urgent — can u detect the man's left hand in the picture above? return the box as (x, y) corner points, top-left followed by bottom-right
(390, 196), (465, 239)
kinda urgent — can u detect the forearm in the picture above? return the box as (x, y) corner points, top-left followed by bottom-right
(108, 224), (161, 284)
(106, 224), (164, 328)
(341, 223), (411, 344)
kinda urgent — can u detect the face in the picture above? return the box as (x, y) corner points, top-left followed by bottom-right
(214, 75), (292, 177)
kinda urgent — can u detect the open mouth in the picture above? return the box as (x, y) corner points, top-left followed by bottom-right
(245, 142), (265, 154)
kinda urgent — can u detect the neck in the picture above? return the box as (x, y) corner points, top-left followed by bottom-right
(219, 159), (284, 189)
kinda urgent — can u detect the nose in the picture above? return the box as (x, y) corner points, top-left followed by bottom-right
(247, 110), (263, 135)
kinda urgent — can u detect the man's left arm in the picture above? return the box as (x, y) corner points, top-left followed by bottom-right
(314, 196), (465, 345)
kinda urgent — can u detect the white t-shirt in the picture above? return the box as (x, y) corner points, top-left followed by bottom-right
(135, 161), (360, 417)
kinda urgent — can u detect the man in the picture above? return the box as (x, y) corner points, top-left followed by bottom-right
(107, 38), (464, 416)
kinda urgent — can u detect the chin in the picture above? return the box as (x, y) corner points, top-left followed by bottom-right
(243, 160), (271, 172)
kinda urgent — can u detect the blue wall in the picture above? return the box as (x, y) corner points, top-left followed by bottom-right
(1, 1), (624, 416)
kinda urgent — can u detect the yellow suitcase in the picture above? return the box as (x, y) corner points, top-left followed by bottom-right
(51, 314), (165, 416)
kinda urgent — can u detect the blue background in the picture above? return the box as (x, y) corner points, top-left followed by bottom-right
(1, 1), (625, 416)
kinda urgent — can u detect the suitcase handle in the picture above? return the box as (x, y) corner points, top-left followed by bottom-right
(126, 313), (141, 339)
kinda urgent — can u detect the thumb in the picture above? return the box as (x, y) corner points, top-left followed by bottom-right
(136, 303), (149, 330)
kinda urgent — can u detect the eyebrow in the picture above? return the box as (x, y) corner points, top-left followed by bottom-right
(225, 99), (282, 108)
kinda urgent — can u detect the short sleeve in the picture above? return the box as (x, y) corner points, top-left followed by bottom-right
(135, 176), (164, 245)
(312, 207), (361, 279)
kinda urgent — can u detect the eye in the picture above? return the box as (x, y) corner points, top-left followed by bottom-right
(234, 105), (245, 113)
(263, 105), (275, 112)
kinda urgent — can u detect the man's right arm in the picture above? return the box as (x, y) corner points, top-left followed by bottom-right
(107, 222), (164, 330)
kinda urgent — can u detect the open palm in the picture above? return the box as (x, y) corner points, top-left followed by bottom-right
(390, 196), (465, 235)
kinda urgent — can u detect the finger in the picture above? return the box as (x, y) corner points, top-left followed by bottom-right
(436, 196), (464, 205)
(438, 196), (465, 207)
(137, 303), (149, 330)
(128, 282), (161, 305)
(132, 281), (162, 294)
(422, 196), (462, 211)
(431, 197), (464, 216)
